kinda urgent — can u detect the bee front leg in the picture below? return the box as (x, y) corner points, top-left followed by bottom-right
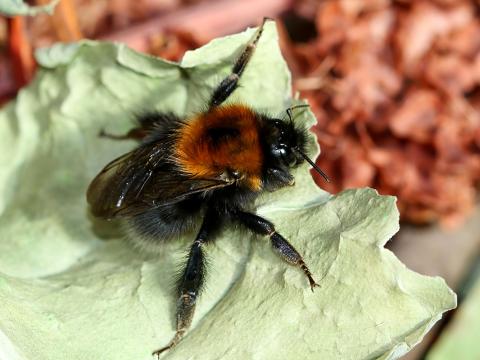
(152, 210), (217, 358)
(233, 210), (319, 292)
(264, 168), (295, 191)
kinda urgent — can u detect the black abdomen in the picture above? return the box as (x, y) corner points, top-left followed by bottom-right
(127, 197), (203, 248)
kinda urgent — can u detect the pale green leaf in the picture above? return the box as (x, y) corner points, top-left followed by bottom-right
(0, 22), (455, 360)
(0, 0), (59, 16)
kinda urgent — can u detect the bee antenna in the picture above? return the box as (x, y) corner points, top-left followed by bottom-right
(284, 104), (310, 124)
(294, 148), (331, 183)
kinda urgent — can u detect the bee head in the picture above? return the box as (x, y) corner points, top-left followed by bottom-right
(265, 119), (307, 168)
(262, 106), (330, 182)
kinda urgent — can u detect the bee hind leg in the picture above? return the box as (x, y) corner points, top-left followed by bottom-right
(152, 209), (218, 358)
(100, 112), (180, 142)
(98, 127), (148, 141)
(233, 210), (319, 292)
(98, 115), (156, 141)
(209, 17), (268, 108)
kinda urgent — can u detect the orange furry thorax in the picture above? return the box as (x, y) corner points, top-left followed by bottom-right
(175, 104), (263, 191)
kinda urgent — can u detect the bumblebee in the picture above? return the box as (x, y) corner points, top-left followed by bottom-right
(87, 18), (329, 357)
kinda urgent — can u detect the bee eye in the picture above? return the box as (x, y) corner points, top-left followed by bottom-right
(283, 149), (297, 167)
(271, 143), (286, 155)
(271, 145), (296, 168)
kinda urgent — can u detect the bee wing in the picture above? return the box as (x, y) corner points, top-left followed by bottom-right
(87, 144), (231, 218)
(113, 176), (231, 217)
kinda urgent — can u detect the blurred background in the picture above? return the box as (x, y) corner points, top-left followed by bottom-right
(1, 0), (479, 358)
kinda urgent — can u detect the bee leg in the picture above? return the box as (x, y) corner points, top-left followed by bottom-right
(264, 168), (295, 191)
(152, 211), (217, 358)
(100, 113), (180, 141)
(209, 17), (268, 108)
(234, 211), (319, 292)
(98, 127), (148, 141)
